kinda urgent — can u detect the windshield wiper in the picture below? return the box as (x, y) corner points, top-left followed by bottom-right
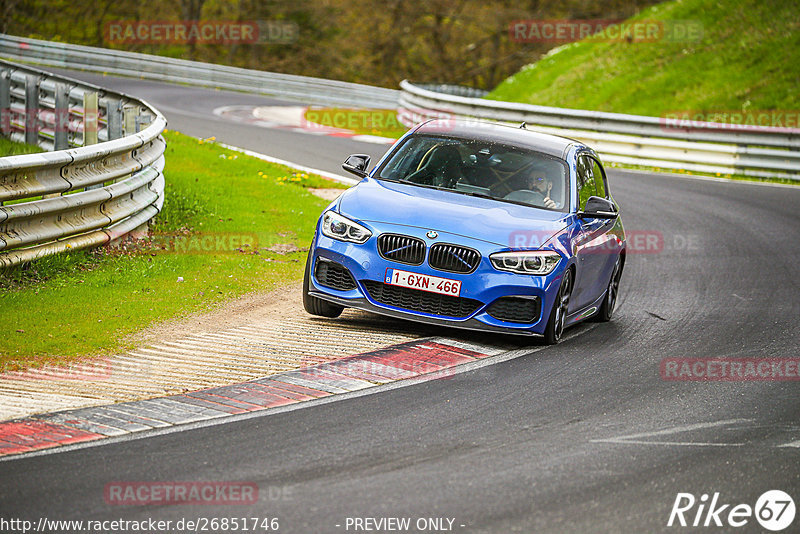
(393, 180), (447, 191)
(390, 179), (496, 199)
(457, 190), (496, 200)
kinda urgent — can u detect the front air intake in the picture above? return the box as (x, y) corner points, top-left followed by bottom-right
(314, 259), (356, 291)
(486, 296), (541, 323)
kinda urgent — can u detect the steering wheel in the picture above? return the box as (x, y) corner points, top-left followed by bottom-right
(504, 189), (547, 205)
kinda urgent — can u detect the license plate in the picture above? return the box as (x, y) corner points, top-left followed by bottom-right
(385, 268), (461, 297)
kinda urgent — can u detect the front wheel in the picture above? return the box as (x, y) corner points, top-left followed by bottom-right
(543, 269), (572, 345)
(302, 251), (344, 318)
(595, 256), (623, 322)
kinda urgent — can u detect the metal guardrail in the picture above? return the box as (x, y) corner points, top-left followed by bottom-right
(0, 59), (166, 268)
(412, 83), (489, 99)
(400, 81), (800, 180)
(0, 34), (400, 109)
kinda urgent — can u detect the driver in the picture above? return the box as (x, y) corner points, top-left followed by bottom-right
(526, 171), (558, 209)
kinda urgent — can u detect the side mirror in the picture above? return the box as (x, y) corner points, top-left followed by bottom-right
(342, 154), (371, 178)
(578, 196), (618, 220)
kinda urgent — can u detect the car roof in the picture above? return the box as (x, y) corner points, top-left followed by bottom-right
(413, 119), (584, 159)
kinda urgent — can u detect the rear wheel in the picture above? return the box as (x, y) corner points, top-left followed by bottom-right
(302, 251), (344, 318)
(596, 256), (623, 322)
(543, 269), (572, 345)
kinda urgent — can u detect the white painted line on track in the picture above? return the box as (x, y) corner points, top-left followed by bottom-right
(594, 439), (746, 447)
(591, 419), (752, 447)
(216, 141), (358, 186)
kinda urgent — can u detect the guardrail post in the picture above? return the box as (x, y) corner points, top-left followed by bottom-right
(83, 91), (98, 146)
(54, 83), (70, 150)
(123, 104), (138, 135)
(136, 113), (152, 132)
(24, 75), (39, 146)
(106, 98), (123, 140)
(83, 91), (101, 190)
(0, 69), (10, 136)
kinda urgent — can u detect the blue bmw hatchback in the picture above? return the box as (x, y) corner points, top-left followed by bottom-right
(303, 119), (626, 344)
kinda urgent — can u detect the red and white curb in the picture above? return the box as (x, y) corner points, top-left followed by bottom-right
(213, 105), (397, 145)
(0, 337), (511, 458)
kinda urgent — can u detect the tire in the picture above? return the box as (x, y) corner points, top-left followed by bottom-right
(595, 255), (623, 322)
(302, 251), (345, 318)
(543, 269), (573, 345)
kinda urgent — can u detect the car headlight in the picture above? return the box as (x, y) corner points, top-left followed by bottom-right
(320, 211), (372, 244)
(490, 250), (561, 275)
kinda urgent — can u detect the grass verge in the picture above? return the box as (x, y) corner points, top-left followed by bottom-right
(0, 137), (44, 157)
(0, 130), (348, 371)
(487, 0), (798, 117)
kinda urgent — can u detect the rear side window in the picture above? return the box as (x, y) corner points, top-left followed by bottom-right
(591, 158), (608, 198)
(577, 155), (609, 208)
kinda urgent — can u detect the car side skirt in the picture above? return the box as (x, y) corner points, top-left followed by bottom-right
(565, 291), (606, 325)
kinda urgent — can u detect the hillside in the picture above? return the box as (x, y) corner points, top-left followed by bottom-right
(487, 0), (799, 117)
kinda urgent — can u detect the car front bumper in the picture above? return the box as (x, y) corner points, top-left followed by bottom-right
(308, 223), (568, 336)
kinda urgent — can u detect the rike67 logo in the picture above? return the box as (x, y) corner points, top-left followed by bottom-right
(668, 490), (795, 531)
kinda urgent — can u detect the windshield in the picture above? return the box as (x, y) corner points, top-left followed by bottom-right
(376, 135), (569, 212)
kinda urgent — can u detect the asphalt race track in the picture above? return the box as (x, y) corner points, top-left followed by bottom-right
(1, 71), (799, 533)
